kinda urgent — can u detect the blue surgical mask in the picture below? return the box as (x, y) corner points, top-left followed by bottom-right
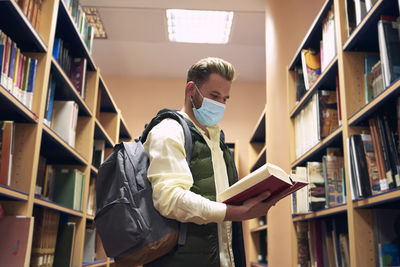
(191, 85), (225, 126)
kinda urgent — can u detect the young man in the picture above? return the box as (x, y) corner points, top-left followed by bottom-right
(143, 57), (279, 267)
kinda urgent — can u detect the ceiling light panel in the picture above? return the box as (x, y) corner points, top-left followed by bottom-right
(166, 9), (234, 44)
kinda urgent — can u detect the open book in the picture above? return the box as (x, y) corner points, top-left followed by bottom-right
(219, 163), (309, 205)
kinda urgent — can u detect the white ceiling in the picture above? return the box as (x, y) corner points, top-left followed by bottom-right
(80, 0), (266, 83)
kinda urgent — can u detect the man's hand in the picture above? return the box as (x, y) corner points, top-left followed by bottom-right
(223, 190), (287, 221)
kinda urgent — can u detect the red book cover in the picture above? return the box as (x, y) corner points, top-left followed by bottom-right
(219, 163), (308, 205)
(69, 57), (87, 98)
(0, 216), (34, 266)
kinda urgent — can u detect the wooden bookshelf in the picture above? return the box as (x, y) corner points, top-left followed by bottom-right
(0, 0), (132, 266)
(244, 106), (268, 266)
(285, 0), (400, 266)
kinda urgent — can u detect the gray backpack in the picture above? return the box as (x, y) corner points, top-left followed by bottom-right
(94, 110), (191, 265)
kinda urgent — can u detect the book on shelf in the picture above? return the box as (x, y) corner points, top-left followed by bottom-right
(365, 0), (377, 11)
(53, 222), (76, 267)
(377, 17), (400, 89)
(378, 243), (400, 267)
(35, 155), (46, 196)
(354, 0), (367, 26)
(50, 100), (79, 148)
(31, 208), (60, 267)
(218, 163), (308, 205)
(0, 216), (34, 266)
(307, 161), (326, 211)
(92, 139), (105, 169)
(360, 132), (381, 195)
(301, 48), (321, 90)
(364, 55), (380, 103)
(375, 114), (398, 189)
(295, 66), (307, 103)
(70, 57), (87, 99)
(320, 4), (336, 72)
(43, 74), (56, 127)
(83, 225), (96, 263)
(0, 121), (15, 187)
(368, 117), (389, 192)
(345, 0), (357, 36)
(318, 90), (339, 139)
(52, 168), (85, 211)
(296, 222), (310, 266)
(294, 93), (320, 158)
(371, 60), (385, 99)
(323, 148), (345, 207)
(349, 134), (372, 198)
(382, 115), (400, 188)
(87, 176), (96, 216)
(291, 166), (309, 214)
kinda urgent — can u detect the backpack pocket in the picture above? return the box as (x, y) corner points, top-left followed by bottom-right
(95, 196), (150, 257)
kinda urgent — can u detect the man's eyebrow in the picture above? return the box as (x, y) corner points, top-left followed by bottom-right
(211, 90), (230, 99)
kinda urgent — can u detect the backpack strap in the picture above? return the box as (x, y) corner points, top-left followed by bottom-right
(140, 109), (192, 165)
(139, 109), (190, 246)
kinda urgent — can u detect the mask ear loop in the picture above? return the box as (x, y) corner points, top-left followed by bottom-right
(191, 82), (203, 109)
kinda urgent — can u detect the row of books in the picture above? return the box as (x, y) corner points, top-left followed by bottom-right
(53, 38), (88, 99)
(1, 30), (38, 110)
(16, 0), (44, 31)
(296, 219), (350, 267)
(347, 111), (400, 200)
(35, 161), (85, 212)
(63, 0), (95, 53)
(44, 81), (79, 149)
(296, 7), (336, 101)
(291, 148), (346, 215)
(363, 15), (400, 105)
(345, 0), (378, 37)
(294, 89), (340, 158)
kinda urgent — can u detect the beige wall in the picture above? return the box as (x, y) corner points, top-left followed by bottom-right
(265, 0), (324, 266)
(103, 75), (265, 179)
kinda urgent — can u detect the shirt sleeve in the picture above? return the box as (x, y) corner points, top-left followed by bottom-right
(143, 119), (226, 224)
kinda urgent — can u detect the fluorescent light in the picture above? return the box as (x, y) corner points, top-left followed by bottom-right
(166, 9), (234, 44)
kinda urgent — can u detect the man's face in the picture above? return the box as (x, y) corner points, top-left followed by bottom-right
(192, 73), (231, 108)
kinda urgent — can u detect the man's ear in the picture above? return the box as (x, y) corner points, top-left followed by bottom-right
(186, 81), (196, 97)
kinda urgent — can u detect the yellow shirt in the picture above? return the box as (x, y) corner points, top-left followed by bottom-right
(143, 111), (235, 267)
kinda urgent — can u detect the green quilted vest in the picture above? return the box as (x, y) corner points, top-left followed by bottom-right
(145, 117), (238, 267)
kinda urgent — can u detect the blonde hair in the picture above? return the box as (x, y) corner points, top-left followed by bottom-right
(186, 57), (236, 87)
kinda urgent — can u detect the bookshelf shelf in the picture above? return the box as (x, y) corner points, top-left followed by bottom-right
(250, 145), (266, 173)
(0, 85), (39, 123)
(90, 165), (98, 175)
(250, 224), (268, 233)
(292, 204), (347, 222)
(0, 0), (47, 52)
(94, 119), (115, 148)
(41, 125), (88, 165)
(353, 188), (400, 209)
(56, 0), (96, 71)
(250, 108), (266, 143)
(82, 260), (108, 267)
(98, 76), (118, 114)
(0, 185), (29, 201)
(119, 114), (132, 141)
(291, 125), (342, 168)
(34, 197), (84, 217)
(50, 58), (92, 117)
(348, 79), (400, 126)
